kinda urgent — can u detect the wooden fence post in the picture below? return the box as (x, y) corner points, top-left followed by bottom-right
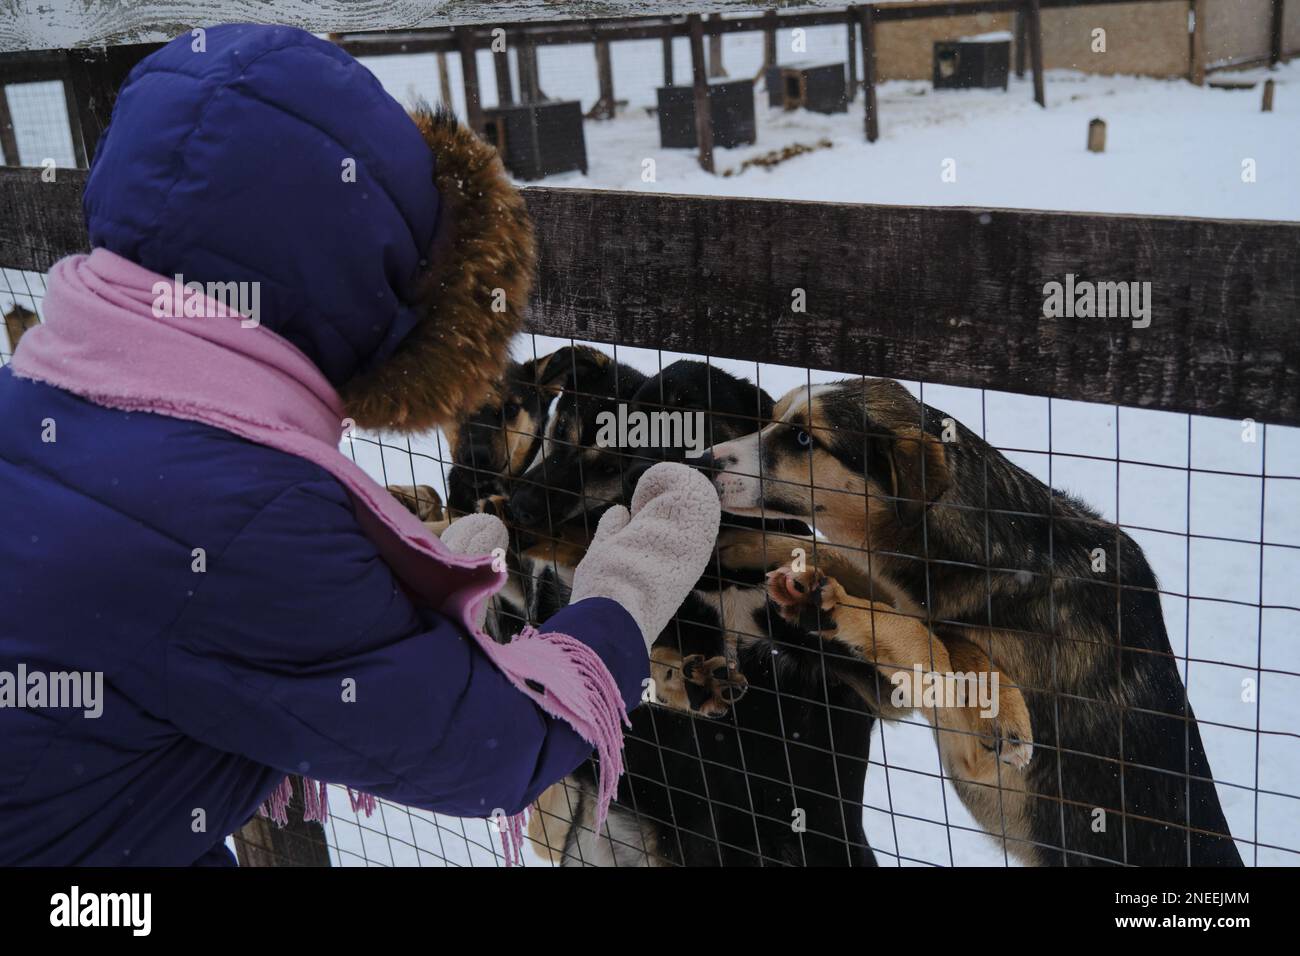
(493, 44), (514, 106)
(859, 5), (879, 142)
(518, 41), (543, 103)
(437, 52), (454, 107)
(1027, 0), (1046, 106)
(708, 13), (727, 77)
(456, 27), (485, 134)
(761, 9), (778, 79)
(662, 18), (675, 86)
(688, 14), (714, 173)
(1014, 10), (1027, 77)
(1190, 0), (1206, 85)
(593, 36), (615, 118)
(0, 86), (18, 166)
(846, 9), (858, 102)
(1269, 0), (1284, 66)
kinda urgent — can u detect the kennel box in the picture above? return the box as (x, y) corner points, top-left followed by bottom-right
(932, 33), (1011, 91)
(764, 61), (848, 114)
(482, 100), (588, 181)
(656, 80), (756, 150)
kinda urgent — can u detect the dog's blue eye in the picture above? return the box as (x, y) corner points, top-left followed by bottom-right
(796, 430), (812, 448)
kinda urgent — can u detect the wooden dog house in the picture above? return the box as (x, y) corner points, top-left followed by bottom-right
(483, 100), (588, 181)
(656, 79), (756, 150)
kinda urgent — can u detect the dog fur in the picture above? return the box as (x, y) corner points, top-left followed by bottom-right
(706, 377), (1243, 867)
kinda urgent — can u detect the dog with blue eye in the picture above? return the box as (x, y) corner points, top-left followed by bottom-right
(704, 376), (1242, 867)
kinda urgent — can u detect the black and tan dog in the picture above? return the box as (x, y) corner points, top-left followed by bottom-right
(518, 361), (1025, 866)
(705, 377), (1243, 867)
(389, 345), (593, 638)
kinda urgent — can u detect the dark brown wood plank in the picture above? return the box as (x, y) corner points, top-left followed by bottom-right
(3, 168), (1298, 426)
(520, 188), (1300, 426)
(0, 166), (90, 270)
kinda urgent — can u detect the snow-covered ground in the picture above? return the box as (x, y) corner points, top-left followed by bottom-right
(360, 28), (1299, 220)
(4, 25), (1296, 867)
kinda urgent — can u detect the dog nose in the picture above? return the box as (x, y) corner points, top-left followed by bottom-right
(694, 449), (715, 473)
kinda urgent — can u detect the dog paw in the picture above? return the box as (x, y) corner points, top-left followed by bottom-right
(980, 682), (1034, 768)
(682, 654), (749, 715)
(944, 681), (1034, 777)
(650, 648), (748, 717)
(387, 484), (444, 522)
(764, 565), (845, 634)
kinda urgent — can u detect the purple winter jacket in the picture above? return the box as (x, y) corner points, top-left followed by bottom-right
(0, 24), (647, 866)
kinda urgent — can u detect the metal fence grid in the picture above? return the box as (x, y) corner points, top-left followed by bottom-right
(5, 251), (1297, 868)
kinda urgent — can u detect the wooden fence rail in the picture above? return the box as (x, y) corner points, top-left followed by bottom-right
(3, 166), (1297, 426)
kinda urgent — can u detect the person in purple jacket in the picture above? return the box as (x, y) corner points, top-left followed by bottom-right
(0, 24), (719, 866)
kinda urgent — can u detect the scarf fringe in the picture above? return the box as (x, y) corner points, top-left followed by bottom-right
(496, 627), (630, 841)
(258, 777), (371, 826)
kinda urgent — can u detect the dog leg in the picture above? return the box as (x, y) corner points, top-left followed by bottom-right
(765, 564), (1033, 784)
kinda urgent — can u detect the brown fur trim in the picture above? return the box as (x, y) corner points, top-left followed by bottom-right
(340, 106), (536, 433)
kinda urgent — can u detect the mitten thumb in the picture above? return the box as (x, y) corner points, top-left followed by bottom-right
(589, 503), (631, 545)
(440, 512), (509, 558)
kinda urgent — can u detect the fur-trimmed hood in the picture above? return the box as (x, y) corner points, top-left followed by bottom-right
(340, 107), (534, 433)
(83, 24), (532, 433)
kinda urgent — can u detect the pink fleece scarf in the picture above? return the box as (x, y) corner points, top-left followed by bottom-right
(11, 249), (628, 865)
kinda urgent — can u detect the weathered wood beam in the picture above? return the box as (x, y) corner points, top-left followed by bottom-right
(4, 169), (1297, 426)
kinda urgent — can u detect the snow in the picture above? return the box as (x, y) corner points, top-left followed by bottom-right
(360, 28), (1299, 221)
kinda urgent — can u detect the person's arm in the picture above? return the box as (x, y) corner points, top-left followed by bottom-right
(164, 476), (646, 818)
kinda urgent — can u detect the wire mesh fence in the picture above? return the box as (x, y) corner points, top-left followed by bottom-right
(176, 318), (1296, 868)
(3, 244), (1296, 867)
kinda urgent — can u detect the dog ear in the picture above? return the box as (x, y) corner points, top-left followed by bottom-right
(523, 350), (575, 394)
(528, 345), (609, 395)
(877, 425), (951, 527)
